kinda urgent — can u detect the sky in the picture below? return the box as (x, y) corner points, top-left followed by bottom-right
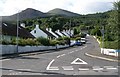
(0, 0), (118, 16)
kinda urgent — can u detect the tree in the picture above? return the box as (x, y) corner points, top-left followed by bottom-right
(106, 1), (119, 41)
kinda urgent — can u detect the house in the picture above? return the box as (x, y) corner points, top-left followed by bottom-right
(62, 30), (71, 37)
(55, 30), (65, 37)
(1, 22), (34, 42)
(30, 25), (55, 39)
(55, 29), (74, 37)
(46, 28), (59, 38)
(65, 29), (74, 37)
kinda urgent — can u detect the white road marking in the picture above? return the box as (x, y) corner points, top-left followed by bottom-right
(79, 68), (89, 71)
(60, 54), (66, 57)
(69, 51), (74, 53)
(104, 66), (115, 68)
(62, 66), (74, 70)
(93, 68), (103, 71)
(18, 72), (22, 74)
(8, 72), (18, 75)
(71, 58), (88, 64)
(46, 59), (59, 70)
(57, 54), (66, 58)
(81, 48), (83, 50)
(57, 55), (61, 58)
(106, 68), (117, 70)
(75, 50), (78, 51)
(93, 66), (103, 71)
(103, 66), (118, 70)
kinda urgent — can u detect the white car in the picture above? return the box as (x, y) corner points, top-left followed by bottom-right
(81, 38), (86, 44)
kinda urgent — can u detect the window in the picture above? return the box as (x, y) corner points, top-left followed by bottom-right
(34, 30), (36, 33)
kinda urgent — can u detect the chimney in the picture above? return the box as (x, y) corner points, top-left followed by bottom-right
(49, 28), (52, 31)
(20, 23), (25, 28)
(46, 28), (49, 31)
(36, 24), (39, 28)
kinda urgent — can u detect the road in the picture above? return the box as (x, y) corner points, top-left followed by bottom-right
(1, 36), (118, 75)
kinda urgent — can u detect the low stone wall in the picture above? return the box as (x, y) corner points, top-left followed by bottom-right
(101, 48), (119, 57)
(0, 44), (69, 55)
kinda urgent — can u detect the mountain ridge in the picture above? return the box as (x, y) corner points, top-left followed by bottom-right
(2, 8), (81, 21)
(47, 8), (80, 17)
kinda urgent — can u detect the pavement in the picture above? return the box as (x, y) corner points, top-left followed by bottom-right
(85, 36), (119, 62)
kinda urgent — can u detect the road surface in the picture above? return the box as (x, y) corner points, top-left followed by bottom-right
(1, 36), (118, 75)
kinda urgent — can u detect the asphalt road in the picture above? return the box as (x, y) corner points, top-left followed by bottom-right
(1, 36), (118, 75)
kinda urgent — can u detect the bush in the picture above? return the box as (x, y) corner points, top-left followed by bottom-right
(56, 37), (63, 41)
(100, 41), (119, 49)
(75, 37), (81, 41)
(2, 40), (10, 45)
(37, 37), (50, 46)
(58, 40), (66, 45)
(49, 40), (59, 46)
(63, 36), (70, 40)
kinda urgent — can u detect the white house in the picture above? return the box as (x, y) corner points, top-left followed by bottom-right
(30, 24), (48, 38)
(62, 30), (70, 37)
(46, 28), (59, 38)
(55, 30), (65, 37)
(66, 29), (74, 37)
(30, 25), (55, 39)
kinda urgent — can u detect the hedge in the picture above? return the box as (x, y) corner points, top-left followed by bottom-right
(100, 41), (119, 49)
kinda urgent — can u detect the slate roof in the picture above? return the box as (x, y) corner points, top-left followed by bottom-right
(1, 22), (34, 38)
(42, 29), (56, 38)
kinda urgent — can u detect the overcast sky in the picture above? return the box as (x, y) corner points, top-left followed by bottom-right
(0, 0), (118, 16)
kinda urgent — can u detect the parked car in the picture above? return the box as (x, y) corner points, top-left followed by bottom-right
(81, 38), (86, 44)
(75, 40), (82, 46)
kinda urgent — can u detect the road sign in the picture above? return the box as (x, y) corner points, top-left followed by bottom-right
(71, 58), (88, 64)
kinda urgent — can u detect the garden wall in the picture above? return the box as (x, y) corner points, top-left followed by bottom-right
(0, 44), (69, 55)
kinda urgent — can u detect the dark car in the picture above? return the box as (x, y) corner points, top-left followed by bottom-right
(75, 40), (82, 46)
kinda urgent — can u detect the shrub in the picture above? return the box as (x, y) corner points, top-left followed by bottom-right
(49, 40), (59, 46)
(56, 37), (63, 41)
(62, 36), (70, 40)
(2, 40), (10, 45)
(37, 37), (50, 46)
(100, 41), (119, 49)
(58, 40), (66, 45)
(75, 37), (81, 41)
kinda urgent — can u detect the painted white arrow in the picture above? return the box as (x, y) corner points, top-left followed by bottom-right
(71, 58), (88, 64)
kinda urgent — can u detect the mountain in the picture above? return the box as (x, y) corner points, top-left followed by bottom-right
(2, 8), (81, 21)
(47, 8), (80, 17)
(2, 8), (48, 21)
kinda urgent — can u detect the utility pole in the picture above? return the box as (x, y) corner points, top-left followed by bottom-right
(69, 19), (71, 37)
(16, 11), (19, 55)
(102, 26), (104, 53)
(101, 25), (104, 53)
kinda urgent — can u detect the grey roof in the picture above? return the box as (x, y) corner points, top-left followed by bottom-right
(1, 22), (35, 38)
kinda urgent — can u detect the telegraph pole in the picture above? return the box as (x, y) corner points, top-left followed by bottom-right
(16, 11), (19, 55)
(102, 25), (104, 53)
